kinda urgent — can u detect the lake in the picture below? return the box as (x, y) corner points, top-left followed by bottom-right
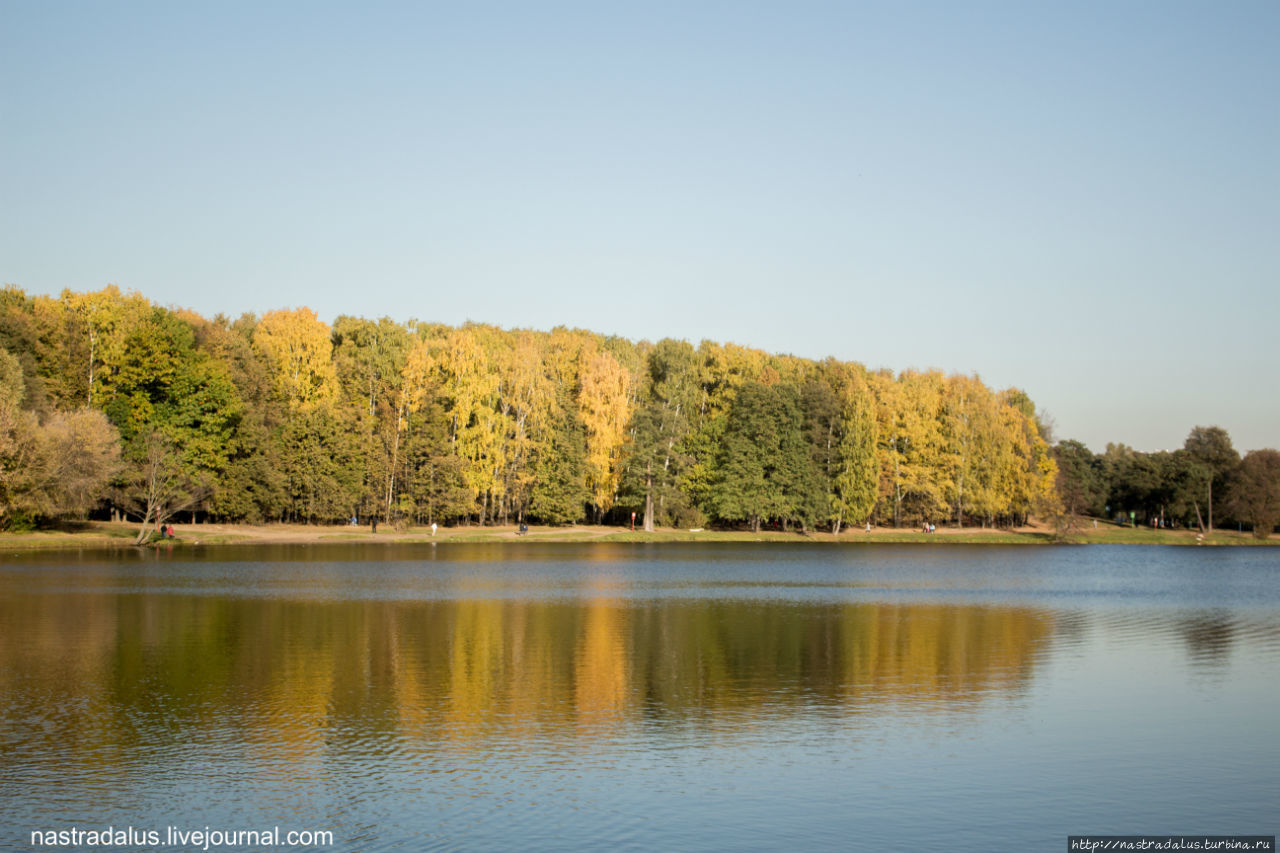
(1, 543), (1277, 851)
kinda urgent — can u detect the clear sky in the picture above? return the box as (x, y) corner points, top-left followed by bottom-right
(3, 1), (1276, 453)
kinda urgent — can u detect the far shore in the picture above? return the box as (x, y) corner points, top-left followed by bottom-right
(0, 519), (1274, 552)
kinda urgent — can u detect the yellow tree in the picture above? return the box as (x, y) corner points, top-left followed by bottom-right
(578, 343), (632, 519)
(871, 370), (950, 527)
(400, 337), (439, 417)
(496, 330), (554, 522)
(58, 285), (149, 407)
(253, 308), (338, 411)
(942, 373), (1010, 527)
(999, 389), (1059, 525)
(433, 326), (506, 524)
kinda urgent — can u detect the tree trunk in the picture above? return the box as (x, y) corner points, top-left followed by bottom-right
(87, 329), (95, 406)
(385, 399), (404, 522)
(645, 461), (655, 527)
(893, 455), (902, 528)
(134, 505), (155, 545)
(641, 464), (655, 532)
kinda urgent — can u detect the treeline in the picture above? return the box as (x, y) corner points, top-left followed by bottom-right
(1054, 429), (1280, 537)
(0, 285), (1273, 539)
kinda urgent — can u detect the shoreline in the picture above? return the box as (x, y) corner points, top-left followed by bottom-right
(0, 520), (1274, 552)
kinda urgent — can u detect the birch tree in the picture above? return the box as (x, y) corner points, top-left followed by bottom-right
(254, 307), (338, 411)
(578, 344), (632, 520)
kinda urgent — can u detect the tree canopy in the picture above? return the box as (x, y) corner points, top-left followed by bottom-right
(8, 285), (1271, 535)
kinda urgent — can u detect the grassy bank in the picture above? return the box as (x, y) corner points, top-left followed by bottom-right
(1, 519), (1274, 552)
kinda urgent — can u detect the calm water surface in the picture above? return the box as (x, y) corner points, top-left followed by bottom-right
(1, 543), (1277, 851)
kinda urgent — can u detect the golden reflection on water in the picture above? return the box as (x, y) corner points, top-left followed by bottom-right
(0, 590), (1058, 759)
(5, 547), (1278, 851)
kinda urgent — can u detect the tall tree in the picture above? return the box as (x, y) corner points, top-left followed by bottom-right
(398, 398), (472, 526)
(1000, 389), (1059, 527)
(332, 315), (411, 521)
(1053, 440), (1105, 519)
(830, 372), (878, 534)
(621, 338), (699, 531)
(710, 381), (824, 532)
(275, 407), (362, 523)
(1184, 426), (1239, 532)
(1228, 449), (1280, 539)
(578, 345), (632, 521)
(95, 308), (243, 530)
(943, 374), (1006, 527)
(439, 326), (506, 524)
(872, 370), (949, 527)
(528, 386), (589, 524)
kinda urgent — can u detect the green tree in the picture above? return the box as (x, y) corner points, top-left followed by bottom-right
(399, 401), (472, 526)
(830, 373), (878, 533)
(194, 314), (284, 522)
(1228, 449), (1280, 539)
(1184, 426), (1239, 531)
(528, 387), (589, 524)
(91, 309), (244, 531)
(100, 309), (242, 485)
(332, 316), (412, 521)
(276, 408), (362, 523)
(680, 340), (769, 517)
(1053, 440), (1105, 519)
(209, 416), (285, 522)
(800, 375), (840, 514)
(710, 381), (824, 532)
(620, 339), (699, 531)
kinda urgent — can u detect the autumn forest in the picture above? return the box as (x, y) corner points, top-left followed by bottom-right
(1, 286), (1276, 541)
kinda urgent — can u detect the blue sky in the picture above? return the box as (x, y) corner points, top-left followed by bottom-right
(3, 1), (1276, 452)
